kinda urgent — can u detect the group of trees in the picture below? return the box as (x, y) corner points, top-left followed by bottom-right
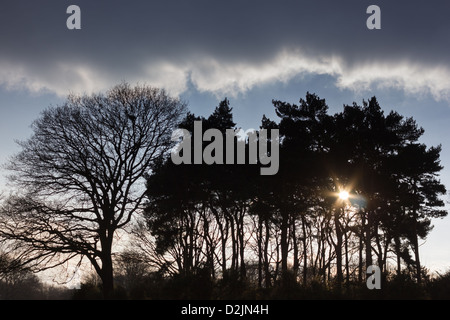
(139, 93), (447, 292)
(0, 83), (447, 299)
(0, 252), (71, 299)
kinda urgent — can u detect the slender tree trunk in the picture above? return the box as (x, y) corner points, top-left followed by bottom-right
(301, 215), (308, 284)
(327, 243), (333, 283)
(314, 225), (321, 279)
(275, 231), (281, 282)
(382, 236), (390, 275)
(292, 217), (299, 277)
(412, 210), (422, 284)
(188, 215), (194, 274)
(238, 212), (246, 279)
(211, 207), (227, 275)
(230, 218), (238, 271)
(280, 211), (289, 281)
(374, 220), (384, 274)
(394, 236), (402, 275)
(344, 227), (350, 287)
(257, 217), (263, 288)
(365, 210), (373, 269)
(222, 219), (228, 274)
(264, 218), (271, 288)
(334, 208), (343, 291)
(358, 212), (364, 283)
(413, 238), (421, 284)
(320, 220), (327, 282)
(412, 180), (422, 285)
(203, 215), (215, 279)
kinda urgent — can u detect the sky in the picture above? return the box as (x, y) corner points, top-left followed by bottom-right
(1, 0), (450, 273)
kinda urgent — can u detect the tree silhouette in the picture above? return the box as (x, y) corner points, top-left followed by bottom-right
(0, 83), (186, 298)
(145, 99), (264, 284)
(269, 93), (331, 285)
(140, 93), (447, 298)
(325, 97), (447, 288)
(392, 143), (447, 283)
(1, 87), (446, 299)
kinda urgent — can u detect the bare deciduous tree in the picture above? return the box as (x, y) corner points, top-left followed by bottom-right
(0, 83), (186, 298)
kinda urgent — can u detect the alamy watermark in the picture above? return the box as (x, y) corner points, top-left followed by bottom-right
(170, 121), (279, 175)
(366, 265), (381, 290)
(66, 5), (381, 31)
(66, 5), (81, 30)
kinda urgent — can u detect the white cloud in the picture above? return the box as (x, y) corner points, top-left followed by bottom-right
(188, 50), (343, 97)
(0, 60), (111, 96)
(336, 61), (450, 101)
(188, 50), (450, 102)
(0, 59), (190, 98)
(141, 61), (190, 96)
(2, 50), (450, 102)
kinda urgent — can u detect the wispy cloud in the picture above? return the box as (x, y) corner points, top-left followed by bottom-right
(336, 61), (450, 102)
(2, 48), (450, 103)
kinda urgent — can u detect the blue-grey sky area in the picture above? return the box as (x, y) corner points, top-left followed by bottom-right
(1, 0), (450, 272)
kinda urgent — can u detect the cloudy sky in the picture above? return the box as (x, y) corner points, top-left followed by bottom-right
(1, 0), (450, 272)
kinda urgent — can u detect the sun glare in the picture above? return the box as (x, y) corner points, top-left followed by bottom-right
(338, 190), (349, 201)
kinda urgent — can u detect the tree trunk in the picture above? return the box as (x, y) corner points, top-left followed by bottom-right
(334, 208), (343, 291)
(344, 227), (349, 287)
(264, 218), (271, 288)
(229, 218), (237, 271)
(394, 236), (402, 275)
(358, 211), (364, 283)
(412, 181), (422, 285)
(99, 227), (115, 299)
(374, 219), (384, 274)
(413, 237), (421, 284)
(238, 213), (246, 279)
(280, 211), (289, 280)
(100, 254), (114, 299)
(222, 219), (228, 274)
(257, 217), (263, 288)
(365, 210), (373, 269)
(292, 217), (299, 277)
(301, 215), (308, 284)
(412, 211), (422, 285)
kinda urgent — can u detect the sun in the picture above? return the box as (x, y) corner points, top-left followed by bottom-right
(338, 190), (349, 201)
